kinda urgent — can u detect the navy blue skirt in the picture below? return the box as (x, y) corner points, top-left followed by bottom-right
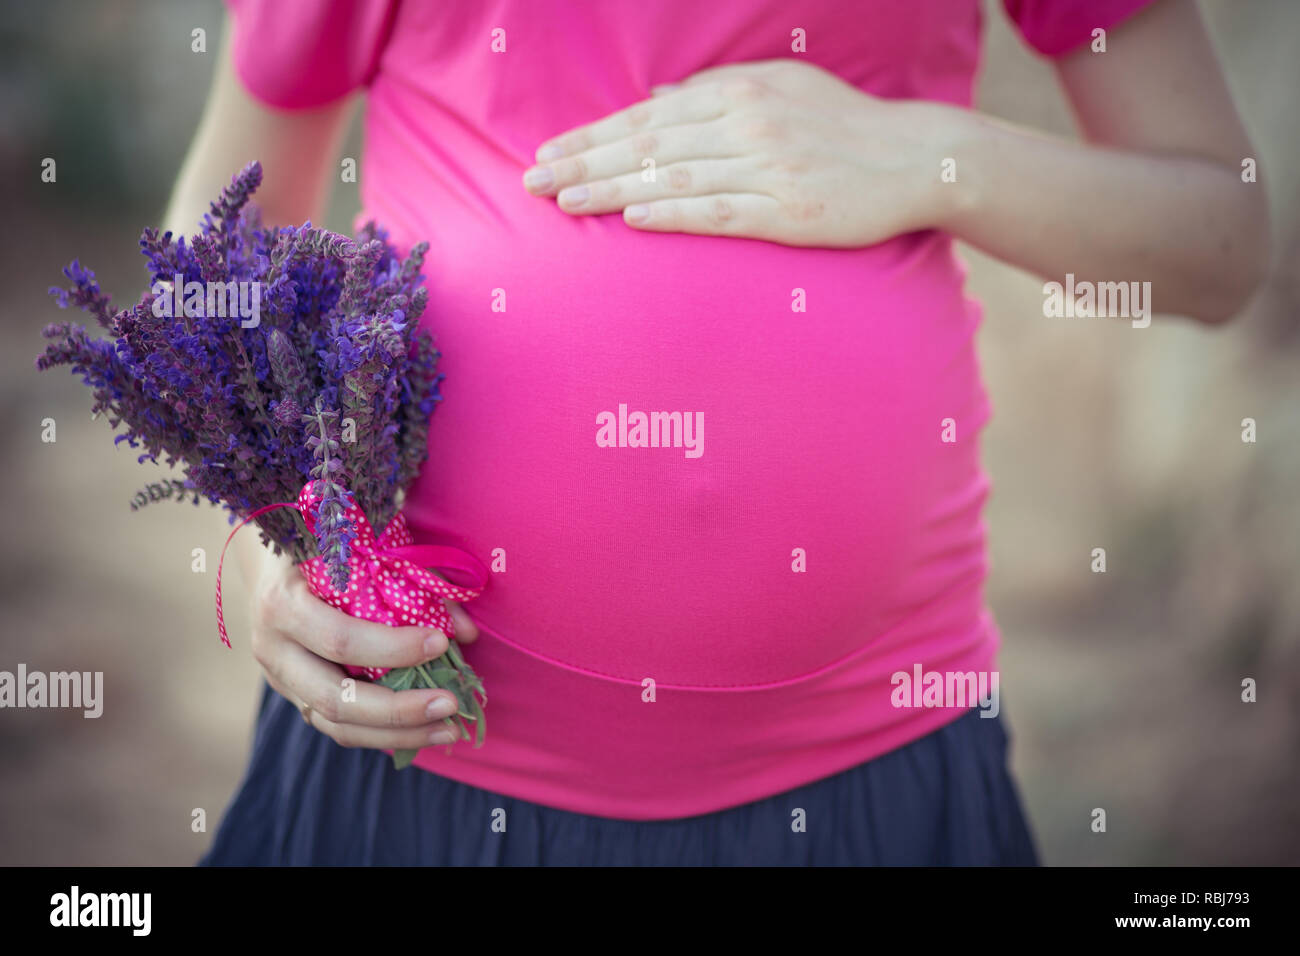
(199, 682), (1039, 866)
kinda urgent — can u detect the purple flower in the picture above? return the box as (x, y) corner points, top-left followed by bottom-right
(37, 161), (444, 579)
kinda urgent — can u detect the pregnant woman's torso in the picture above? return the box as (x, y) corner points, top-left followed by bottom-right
(364, 0), (994, 686)
(224, 0), (1130, 816)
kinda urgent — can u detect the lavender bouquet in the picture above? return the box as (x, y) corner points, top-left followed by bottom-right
(37, 162), (486, 764)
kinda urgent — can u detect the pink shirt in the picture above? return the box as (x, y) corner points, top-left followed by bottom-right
(226, 0), (1156, 819)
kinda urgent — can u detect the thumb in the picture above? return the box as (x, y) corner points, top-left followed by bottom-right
(443, 599), (480, 645)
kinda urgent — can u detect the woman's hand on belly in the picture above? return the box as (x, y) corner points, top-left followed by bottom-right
(521, 58), (962, 248)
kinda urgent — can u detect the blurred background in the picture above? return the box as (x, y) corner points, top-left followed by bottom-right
(1, 0), (1296, 865)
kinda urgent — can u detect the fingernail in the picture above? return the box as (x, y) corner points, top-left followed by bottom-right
(523, 166), (555, 192)
(536, 143), (562, 162)
(430, 728), (459, 745)
(558, 185), (589, 208)
(423, 632), (446, 658)
(427, 696), (457, 720)
(625, 204), (650, 224)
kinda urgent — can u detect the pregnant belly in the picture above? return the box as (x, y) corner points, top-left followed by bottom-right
(399, 214), (991, 687)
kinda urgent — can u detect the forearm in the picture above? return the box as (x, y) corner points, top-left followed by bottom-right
(161, 12), (351, 236)
(935, 108), (1268, 324)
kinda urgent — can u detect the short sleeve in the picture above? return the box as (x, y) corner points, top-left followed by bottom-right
(1002, 0), (1161, 57)
(223, 0), (397, 109)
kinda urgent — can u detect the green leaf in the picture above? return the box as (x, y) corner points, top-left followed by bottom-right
(379, 667), (417, 692)
(391, 748), (418, 770)
(428, 666), (458, 684)
(472, 700), (486, 748)
(444, 640), (467, 669)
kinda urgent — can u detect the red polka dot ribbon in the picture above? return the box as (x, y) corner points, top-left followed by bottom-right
(215, 484), (488, 681)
